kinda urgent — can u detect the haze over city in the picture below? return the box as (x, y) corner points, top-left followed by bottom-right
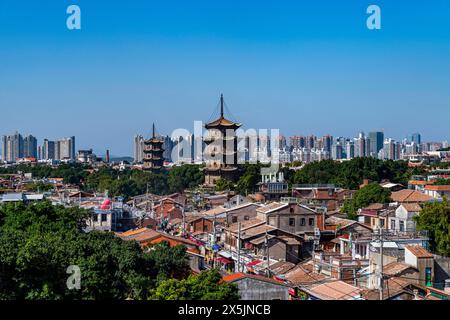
(1, 0), (450, 156)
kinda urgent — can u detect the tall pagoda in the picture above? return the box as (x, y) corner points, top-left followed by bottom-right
(203, 94), (242, 185)
(143, 123), (164, 173)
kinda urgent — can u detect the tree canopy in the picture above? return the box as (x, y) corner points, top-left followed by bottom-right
(290, 158), (421, 190)
(414, 198), (450, 256)
(0, 201), (236, 300)
(149, 269), (239, 300)
(341, 184), (392, 220)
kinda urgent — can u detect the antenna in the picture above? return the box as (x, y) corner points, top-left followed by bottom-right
(220, 94), (224, 118)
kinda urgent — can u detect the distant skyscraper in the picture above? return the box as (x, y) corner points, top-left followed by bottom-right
(134, 135), (145, 163)
(56, 136), (76, 160)
(354, 132), (367, 157)
(411, 133), (422, 145)
(163, 135), (174, 162)
(368, 131), (384, 157)
(346, 141), (355, 160)
(1, 132), (23, 162)
(23, 134), (37, 158)
(322, 135), (333, 154)
(278, 135), (287, 150)
(42, 139), (55, 160)
(331, 142), (343, 160)
(383, 138), (401, 160)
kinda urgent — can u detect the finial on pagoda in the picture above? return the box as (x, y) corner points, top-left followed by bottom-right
(220, 94), (224, 118)
(152, 123), (155, 138)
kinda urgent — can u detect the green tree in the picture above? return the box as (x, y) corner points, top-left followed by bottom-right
(341, 184), (392, 220)
(167, 165), (204, 193)
(150, 269), (239, 300)
(0, 201), (192, 300)
(414, 198), (450, 256)
(215, 179), (235, 192)
(145, 241), (190, 284)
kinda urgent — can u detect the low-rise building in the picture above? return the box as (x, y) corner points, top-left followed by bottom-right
(223, 273), (290, 300)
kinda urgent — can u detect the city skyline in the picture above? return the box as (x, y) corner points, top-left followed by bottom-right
(1, 1), (450, 155)
(1, 127), (447, 160)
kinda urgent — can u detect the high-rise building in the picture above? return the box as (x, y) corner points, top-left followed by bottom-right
(162, 135), (174, 162)
(411, 133), (422, 145)
(42, 139), (55, 160)
(289, 136), (306, 150)
(346, 141), (355, 160)
(354, 132), (367, 157)
(134, 135), (145, 163)
(383, 138), (401, 160)
(278, 135), (287, 150)
(322, 135), (333, 154)
(331, 142), (343, 160)
(23, 135), (38, 158)
(56, 136), (76, 160)
(1, 132), (23, 162)
(306, 135), (316, 150)
(368, 131), (384, 157)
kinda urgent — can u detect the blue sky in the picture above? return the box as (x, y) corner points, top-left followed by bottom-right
(1, 0), (450, 156)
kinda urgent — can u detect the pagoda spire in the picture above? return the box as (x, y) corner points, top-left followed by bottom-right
(220, 94), (224, 118)
(152, 123), (155, 138)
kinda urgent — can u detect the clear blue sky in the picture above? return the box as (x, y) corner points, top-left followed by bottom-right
(1, 0), (450, 156)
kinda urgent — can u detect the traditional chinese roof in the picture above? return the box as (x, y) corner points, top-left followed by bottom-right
(205, 94), (241, 129)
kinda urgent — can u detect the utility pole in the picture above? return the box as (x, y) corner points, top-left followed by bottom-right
(379, 227), (384, 301)
(212, 214), (217, 269)
(237, 222), (241, 273)
(181, 205), (186, 238)
(265, 231), (270, 278)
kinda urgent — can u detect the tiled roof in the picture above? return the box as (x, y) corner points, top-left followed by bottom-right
(363, 203), (385, 210)
(222, 273), (287, 286)
(408, 180), (434, 185)
(405, 245), (433, 258)
(224, 218), (265, 233)
(391, 189), (433, 203)
(257, 202), (287, 213)
(240, 224), (277, 240)
(269, 261), (296, 275)
(325, 216), (357, 230)
(205, 116), (241, 128)
(424, 185), (450, 191)
(399, 203), (422, 212)
(307, 281), (362, 300)
(285, 261), (327, 285)
(383, 262), (415, 276)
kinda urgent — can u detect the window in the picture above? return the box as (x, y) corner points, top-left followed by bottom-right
(300, 218), (306, 226)
(92, 214), (98, 222)
(101, 214), (107, 222)
(379, 219), (385, 228)
(232, 216), (238, 223)
(391, 219), (396, 230)
(289, 218), (295, 226)
(309, 218), (315, 226)
(290, 207), (294, 213)
(399, 221), (404, 232)
(244, 216), (250, 221)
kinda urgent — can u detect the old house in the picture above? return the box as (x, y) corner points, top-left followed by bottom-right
(256, 200), (319, 236)
(391, 203), (422, 233)
(223, 218), (304, 263)
(391, 189), (433, 204)
(223, 273), (290, 300)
